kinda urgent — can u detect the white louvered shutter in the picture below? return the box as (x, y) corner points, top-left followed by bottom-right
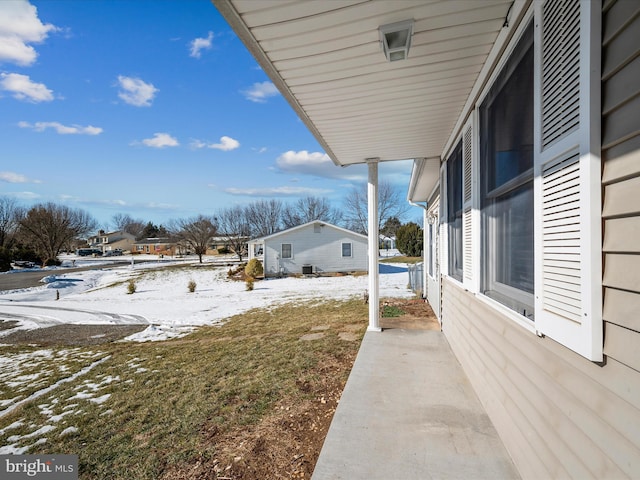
(462, 124), (474, 287)
(439, 163), (449, 278)
(534, 0), (602, 361)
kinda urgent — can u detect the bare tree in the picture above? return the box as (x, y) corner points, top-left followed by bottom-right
(281, 196), (343, 229)
(342, 181), (411, 234)
(245, 199), (283, 238)
(0, 196), (22, 248)
(170, 215), (217, 263)
(18, 203), (97, 266)
(112, 213), (145, 239)
(215, 206), (250, 261)
(381, 216), (402, 238)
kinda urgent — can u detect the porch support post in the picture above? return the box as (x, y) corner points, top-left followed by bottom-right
(367, 159), (381, 332)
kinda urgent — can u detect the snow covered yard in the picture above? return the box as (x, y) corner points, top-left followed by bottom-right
(0, 256), (415, 461)
(0, 255), (413, 342)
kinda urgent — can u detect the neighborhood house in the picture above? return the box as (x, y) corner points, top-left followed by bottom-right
(248, 221), (368, 277)
(133, 238), (176, 256)
(86, 230), (135, 254)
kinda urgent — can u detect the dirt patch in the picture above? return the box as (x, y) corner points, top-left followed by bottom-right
(0, 320), (19, 331)
(379, 298), (440, 331)
(0, 324), (148, 346)
(160, 353), (352, 480)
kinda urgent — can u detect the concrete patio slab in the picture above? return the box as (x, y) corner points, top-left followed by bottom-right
(313, 329), (520, 480)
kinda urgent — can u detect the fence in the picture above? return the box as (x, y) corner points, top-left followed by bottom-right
(407, 262), (424, 295)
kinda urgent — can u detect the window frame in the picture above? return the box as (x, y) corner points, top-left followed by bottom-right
(445, 141), (464, 282)
(281, 243), (292, 259)
(478, 17), (536, 321)
(341, 242), (352, 258)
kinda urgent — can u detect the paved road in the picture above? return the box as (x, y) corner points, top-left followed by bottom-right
(0, 261), (131, 292)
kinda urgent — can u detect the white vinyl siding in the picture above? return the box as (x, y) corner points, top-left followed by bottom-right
(443, 278), (640, 479)
(602, 0), (640, 372)
(533, 0), (602, 361)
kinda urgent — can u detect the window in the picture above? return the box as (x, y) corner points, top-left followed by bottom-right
(480, 21), (534, 319)
(281, 243), (292, 259)
(341, 242), (352, 257)
(446, 141), (463, 281)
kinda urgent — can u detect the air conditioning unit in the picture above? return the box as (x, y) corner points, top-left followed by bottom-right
(302, 265), (313, 275)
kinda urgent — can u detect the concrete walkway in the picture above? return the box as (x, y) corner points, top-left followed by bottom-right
(312, 329), (520, 480)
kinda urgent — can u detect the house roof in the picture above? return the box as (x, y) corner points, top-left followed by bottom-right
(213, 0), (525, 201)
(249, 221), (368, 243)
(134, 238), (174, 245)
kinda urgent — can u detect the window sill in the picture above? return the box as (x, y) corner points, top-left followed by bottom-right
(476, 292), (537, 335)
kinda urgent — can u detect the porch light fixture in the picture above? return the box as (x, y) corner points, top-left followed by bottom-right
(379, 20), (414, 62)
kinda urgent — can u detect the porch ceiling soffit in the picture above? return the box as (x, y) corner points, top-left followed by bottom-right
(212, 0), (513, 166)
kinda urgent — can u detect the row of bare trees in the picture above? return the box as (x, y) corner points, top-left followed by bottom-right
(0, 181), (412, 268)
(0, 197), (97, 269)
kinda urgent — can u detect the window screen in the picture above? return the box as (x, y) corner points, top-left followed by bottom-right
(480, 21), (534, 319)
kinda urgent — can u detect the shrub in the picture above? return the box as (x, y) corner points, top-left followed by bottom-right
(188, 280), (196, 293)
(245, 277), (254, 291)
(245, 258), (264, 278)
(127, 279), (137, 294)
(396, 222), (424, 257)
(382, 304), (405, 318)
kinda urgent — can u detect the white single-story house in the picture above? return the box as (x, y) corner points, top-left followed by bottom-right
(214, 0), (640, 477)
(248, 221), (368, 277)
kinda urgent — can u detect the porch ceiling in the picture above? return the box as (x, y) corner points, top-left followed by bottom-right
(213, 0), (512, 169)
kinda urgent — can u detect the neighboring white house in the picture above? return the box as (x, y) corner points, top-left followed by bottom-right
(248, 221), (368, 277)
(215, 1), (640, 478)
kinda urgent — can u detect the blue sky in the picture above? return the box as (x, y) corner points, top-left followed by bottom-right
(0, 0), (414, 229)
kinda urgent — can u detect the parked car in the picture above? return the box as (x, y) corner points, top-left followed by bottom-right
(76, 248), (102, 256)
(11, 260), (36, 269)
(103, 249), (123, 256)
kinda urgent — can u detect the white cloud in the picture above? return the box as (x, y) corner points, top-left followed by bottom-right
(141, 133), (179, 148)
(0, 0), (58, 66)
(18, 121), (102, 135)
(210, 136), (239, 151)
(242, 81), (279, 103)
(275, 150), (365, 181)
(0, 171), (40, 183)
(0, 72), (53, 102)
(190, 135), (240, 151)
(224, 186), (332, 197)
(117, 75), (158, 107)
(13, 191), (40, 200)
(189, 31), (213, 58)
